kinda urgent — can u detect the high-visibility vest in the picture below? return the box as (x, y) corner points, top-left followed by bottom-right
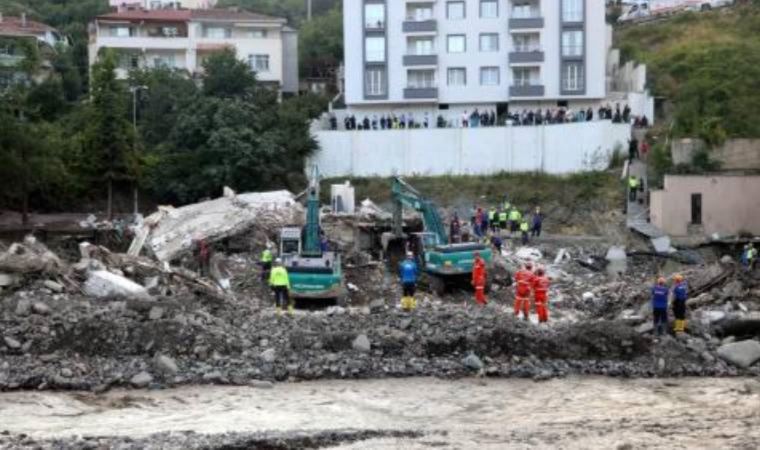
(533, 275), (549, 302)
(509, 210), (521, 221)
(520, 221), (529, 232)
(499, 212), (508, 222)
(269, 266), (290, 289)
(260, 249), (273, 263)
(629, 177), (639, 189)
(488, 210), (496, 221)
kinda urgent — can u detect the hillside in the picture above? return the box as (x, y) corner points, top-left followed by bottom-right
(615, 4), (760, 143)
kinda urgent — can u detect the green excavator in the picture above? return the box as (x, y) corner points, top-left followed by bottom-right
(279, 166), (345, 303)
(383, 177), (493, 295)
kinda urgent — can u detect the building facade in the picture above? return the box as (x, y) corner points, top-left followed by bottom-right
(89, 8), (298, 94)
(344, 0), (606, 115)
(0, 14), (68, 90)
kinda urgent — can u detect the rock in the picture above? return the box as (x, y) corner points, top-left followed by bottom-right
(153, 355), (179, 375)
(249, 380), (274, 389)
(635, 322), (653, 335)
(462, 353), (484, 371)
(84, 270), (152, 301)
(148, 307), (165, 321)
(369, 299), (385, 313)
(14, 299), (31, 316)
(129, 371), (153, 388)
(43, 280), (64, 293)
(352, 334), (371, 353)
(582, 292), (595, 301)
(720, 255), (734, 265)
(32, 302), (51, 315)
(657, 358), (666, 372)
(721, 280), (744, 299)
(60, 368), (73, 378)
(202, 371), (224, 382)
(0, 273), (19, 287)
(260, 349), (276, 363)
(143, 277), (160, 292)
(716, 340), (760, 368)
(3, 337), (21, 349)
(701, 351), (716, 363)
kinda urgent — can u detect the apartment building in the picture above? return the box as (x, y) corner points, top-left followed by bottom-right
(89, 8), (298, 94)
(0, 14), (68, 90)
(110, 0), (217, 11)
(344, 0), (606, 115)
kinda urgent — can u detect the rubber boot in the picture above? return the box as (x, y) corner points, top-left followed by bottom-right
(288, 304), (295, 317)
(673, 319), (682, 333)
(275, 306), (282, 317)
(409, 297), (417, 311)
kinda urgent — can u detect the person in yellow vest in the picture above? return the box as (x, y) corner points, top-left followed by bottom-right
(508, 207), (522, 235)
(628, 175), (639, 202)
(488, 207), (497, 233)
(269, 258), (293, 316)
(498, 208), (508, 233)
(520, 218), (530, 245)
(259, 245), (273, 282)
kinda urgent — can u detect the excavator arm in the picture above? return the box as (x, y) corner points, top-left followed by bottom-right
(391, 177), (449, 246)
(302, 165), (322, 257)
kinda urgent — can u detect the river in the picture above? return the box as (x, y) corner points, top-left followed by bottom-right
(1, 377), (759, 449)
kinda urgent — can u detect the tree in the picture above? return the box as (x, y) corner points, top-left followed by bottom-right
(299, 6), (343, 79)
(87, 50), (134, 219)
(201, 49), (258, 98)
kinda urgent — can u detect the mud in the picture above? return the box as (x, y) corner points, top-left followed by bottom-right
(1, 377), (759, 449)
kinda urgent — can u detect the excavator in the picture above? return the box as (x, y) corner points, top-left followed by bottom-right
(384, 177), (493, 294)
(278, 166), (345, 303)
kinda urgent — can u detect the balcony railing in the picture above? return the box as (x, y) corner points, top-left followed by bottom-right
(509, 10), (544, 29)
(402, 20), (437, 33)
(0, 54), (25, 68)
(403, 54), (438, 66)
(510, 84), (545, 97)
(365, 20), (385, 31)
(404, 87), (438, 99)
(509, 49), (544, 63)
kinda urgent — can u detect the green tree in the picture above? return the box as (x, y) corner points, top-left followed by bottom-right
(298, 6), (343, 79)
(87, 50), (134, 219)
(202, 48), (258, 98)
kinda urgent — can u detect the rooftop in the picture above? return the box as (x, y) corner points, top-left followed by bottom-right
(96, 8), (286, 24)
(0, 16), (57, 37)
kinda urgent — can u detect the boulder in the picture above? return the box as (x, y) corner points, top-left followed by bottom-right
(716, 340), (760, 368)
(84, 271), (151, 301)
(148, 306), (165, 321)
(462, 353), (484, 371)
(3, 336), (21, 349)
(352, 334), (371, 353)
(153, 354), (179, 375)
(130, 371), (153, 388)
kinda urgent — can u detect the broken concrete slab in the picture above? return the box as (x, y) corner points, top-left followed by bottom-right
(716, 340), (760, 368)
(84, 271), (152, 301)
(0, 273), (19, 287)
(0, 237), (64, 274)
(650, 236), (673, 254)
(43, 280), (64, 293)
(134, 190), (302, 262)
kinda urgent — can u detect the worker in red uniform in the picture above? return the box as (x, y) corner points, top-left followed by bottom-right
(513, 262), (535, 320)
(532, 266), (550, 323)
(472, 252), (487, 307)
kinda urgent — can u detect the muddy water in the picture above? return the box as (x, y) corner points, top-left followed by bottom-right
(1, 377), (759, 449)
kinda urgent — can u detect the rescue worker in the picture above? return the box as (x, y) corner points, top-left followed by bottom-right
(472, 252), (487, 307)
(491, 233), (503, 255)
(748, 244), (757, 271)
(651, 277), (669, 337)
(532, 266), (550, 323)
(531, 207), (544, 238)
(628, 175), (639, 202)
(519, 218), (530, 245)
(194, 238), (211, 277)
(399, 252), (419, 311)
(498, 208), (508, 232)
(488, 207), (497, 233)
(672, 274), (688, 333)
(508, 207), (522, 235)
(513, 262), (535, 320)
(269, 258), (293, 316)
(259, 244), (273, 283)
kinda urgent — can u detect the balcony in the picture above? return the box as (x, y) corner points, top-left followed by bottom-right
(402, 20), (437, 33)
(364, 20), (385, 32)
(403, 54), (438, 66)
(509, 17), (544, 29)
(509, 49), (544, 64)
(0, 54), (24, 68)
(404, 87), (438, 99)
(95, 36), (190, 50)
(510, 84), (545, 97)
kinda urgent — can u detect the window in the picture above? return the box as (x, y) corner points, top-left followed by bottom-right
(408, 37), (434, 55)
(690, 193), (702, 225)
(365, 3), (385, 29)
(153, 54), (175, 68)
(247, 29), (267, 38)
(447, 1), (465, 20)
(447, 35), (466, 53)
(480, 67), (500, 86)
(513, 67), (539, 86)
(365, 36), (386, 62)
(513, 34), (540, 52)
(562, 30), (583, 57)
(512, 3), (539, 19)
(249, 54), (270, 72)
(480, 0), (498, 18)
(447, 67), (466, 86)
(120, 53), (141, 70)
(365, 68), (386, 96)
(561, 62), (584, 91)
(109, 26), (133, 37)
(479, 33), (499, 52)
(204, 27), (231, 39)
(408, 69), (436, 88)
(562, 0), (584, 22)
(0, 43), (14, 56)
(407, 5), (433, 21)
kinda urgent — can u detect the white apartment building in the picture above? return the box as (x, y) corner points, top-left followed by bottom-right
(110, 0), (217, 11)
(89, 8), (298, 94)
(344, 0), (607, 115)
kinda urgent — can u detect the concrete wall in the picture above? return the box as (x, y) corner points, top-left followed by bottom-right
(650, 175), (760, 237)
(672, 138), (760, 171)
(311, 121), (631, 177)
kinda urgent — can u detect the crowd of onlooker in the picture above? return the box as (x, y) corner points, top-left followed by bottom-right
(328, 103), (649, 131)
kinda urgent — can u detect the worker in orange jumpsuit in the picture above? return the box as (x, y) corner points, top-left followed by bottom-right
(472, 252), (487, 307)
(513, 262), (535, 320)
(532, 266), (550, 323)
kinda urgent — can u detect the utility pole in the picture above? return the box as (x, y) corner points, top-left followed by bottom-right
(307, 0), (312, 21)
(130, 85), (148, 217)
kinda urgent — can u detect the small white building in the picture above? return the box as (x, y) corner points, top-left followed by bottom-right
(88, 8), (298, 95)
